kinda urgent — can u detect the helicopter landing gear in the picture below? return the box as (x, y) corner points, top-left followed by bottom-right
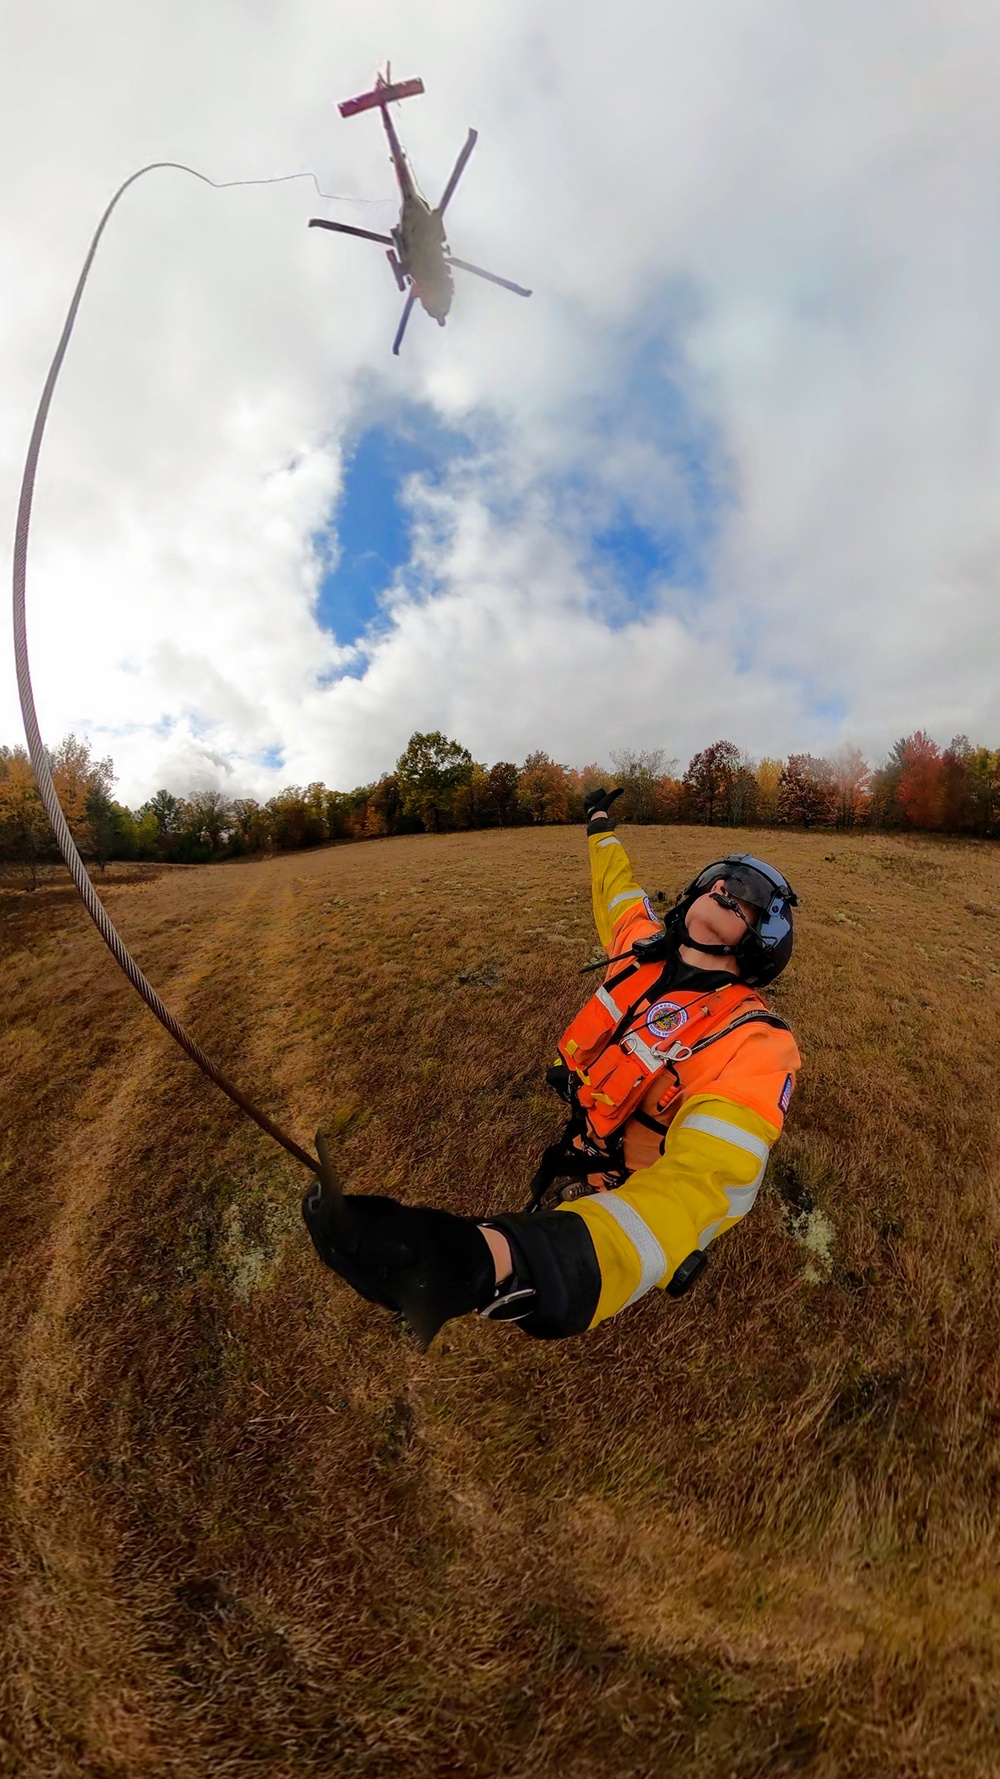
(385, 248), (407, 294)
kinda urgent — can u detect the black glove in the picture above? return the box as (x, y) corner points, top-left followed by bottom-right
(302, 1182), (496, 1348)
(583, 785), (625, 828)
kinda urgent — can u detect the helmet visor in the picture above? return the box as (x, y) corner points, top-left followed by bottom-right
(716, 862), (785, 914)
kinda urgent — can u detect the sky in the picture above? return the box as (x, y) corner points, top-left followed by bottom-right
(2, 0), (999, 805)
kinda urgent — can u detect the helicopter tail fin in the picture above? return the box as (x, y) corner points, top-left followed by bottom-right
(339, 77), (425, 119)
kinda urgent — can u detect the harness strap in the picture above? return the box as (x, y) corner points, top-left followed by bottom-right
(602, 964), (673, 1051)
(631, 1108), (670, 1136)
(668, 1009), (791, 1063)
(603, 959), (643, 995)
(526, 1126), (627, 1210)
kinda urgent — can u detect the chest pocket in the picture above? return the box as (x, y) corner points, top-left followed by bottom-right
(580, 1007), (793, 1141)
(559, 963), (664, 1073)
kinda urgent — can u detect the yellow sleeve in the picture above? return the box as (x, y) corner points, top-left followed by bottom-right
(561, 1092), (780, 1327)
(588, 830), (646, 949)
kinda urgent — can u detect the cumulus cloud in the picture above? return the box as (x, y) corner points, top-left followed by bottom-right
(1, 0), (998, 804)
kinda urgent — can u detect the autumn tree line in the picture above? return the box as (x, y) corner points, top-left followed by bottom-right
(1, 728), (999, 882)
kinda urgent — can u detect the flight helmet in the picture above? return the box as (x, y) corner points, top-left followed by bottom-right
(668, 854), (798, 987)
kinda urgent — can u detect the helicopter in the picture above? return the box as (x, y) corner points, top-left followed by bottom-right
(309, 68), (532, 355)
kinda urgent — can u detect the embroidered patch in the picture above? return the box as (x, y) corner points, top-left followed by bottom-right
(646, 999), (689, 1040)
(779, 1073), (794, 1113)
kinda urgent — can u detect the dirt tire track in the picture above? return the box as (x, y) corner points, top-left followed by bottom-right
(1, 863), (295, 1773)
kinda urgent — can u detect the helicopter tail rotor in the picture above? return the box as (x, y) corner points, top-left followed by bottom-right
(339, 74), (425, 119)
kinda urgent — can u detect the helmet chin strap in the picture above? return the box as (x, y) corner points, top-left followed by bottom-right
(681, 929), (737, 957)
(681, 892), (757, 958)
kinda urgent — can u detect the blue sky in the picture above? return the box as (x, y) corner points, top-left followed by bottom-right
(317, 327), (732, 654)
(316, 410), (475, 647)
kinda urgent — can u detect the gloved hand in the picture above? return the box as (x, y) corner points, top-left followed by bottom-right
(583, 785), (625, 821)
(301, 1181), (496, 1348)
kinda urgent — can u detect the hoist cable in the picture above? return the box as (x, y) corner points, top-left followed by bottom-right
(12, 161), (333, 1179)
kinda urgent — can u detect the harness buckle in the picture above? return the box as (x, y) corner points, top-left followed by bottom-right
(665, 1041), (693, 1063)
(479, 1284), (537, 1321)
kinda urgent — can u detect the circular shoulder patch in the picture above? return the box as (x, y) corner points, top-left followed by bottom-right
(646, 999), (689, 1040)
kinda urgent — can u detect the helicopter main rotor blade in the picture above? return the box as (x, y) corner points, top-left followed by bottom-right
(392, 290), (417, 356)
(446, 256), (532, 298)
(308, 218), (395, 246)
(436, 129), (478, 216)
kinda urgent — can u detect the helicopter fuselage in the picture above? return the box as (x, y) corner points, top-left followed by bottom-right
(381, 104), (453, 321)
(320, 70), (531, 354)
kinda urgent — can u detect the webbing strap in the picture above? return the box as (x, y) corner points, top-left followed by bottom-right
(683, 1009), (790, 1058)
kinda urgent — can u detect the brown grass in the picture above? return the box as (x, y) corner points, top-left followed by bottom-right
(2, 825), (1000, 1777)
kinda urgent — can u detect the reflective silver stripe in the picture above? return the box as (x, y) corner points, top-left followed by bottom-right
(595, 985), (620, 1017)
(592, 1195), (667, 1309)
(679, 1102), (765, 1245)
(608, 889), (641, 910)
(623, 1029), (663, 1072)
(681, 1115), (771, 1246)
(699, 1184), (762, 1246)
(682, 1113), (770, 1182)
(597, 836), (621, 848)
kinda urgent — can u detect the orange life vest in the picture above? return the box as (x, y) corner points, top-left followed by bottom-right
(558, 955), (788, 1142)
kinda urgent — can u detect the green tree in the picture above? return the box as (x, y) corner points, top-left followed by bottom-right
(452, 763), (492, 830)
(180, 790), (232, 860)
(485, 761), (520, 827)
(324, 790), (355, 841)
(966, 747), (1000, 837)
(230, 798), (272, 855)
(365, 774), (404, 838)
(868, 738), (908, 829)
(396, 732), (474, 832)
(140, 790), (183, 859)
(130, 804), (161, 858)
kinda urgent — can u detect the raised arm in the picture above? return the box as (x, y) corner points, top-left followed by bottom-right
(584, 786), (660, 952)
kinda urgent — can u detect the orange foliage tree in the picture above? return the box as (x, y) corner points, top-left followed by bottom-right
(518, 752), (570, 824)
(776, 755), (837, 829)
(896, 732), (943, 830)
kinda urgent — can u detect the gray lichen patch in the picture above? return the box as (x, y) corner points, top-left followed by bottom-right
(787, 1203), (836, 1282)
(219, 1196), (294, 1298)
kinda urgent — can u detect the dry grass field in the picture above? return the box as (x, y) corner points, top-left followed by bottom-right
(2, 824), (1000, 1777)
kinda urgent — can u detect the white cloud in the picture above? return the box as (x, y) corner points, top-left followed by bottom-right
(2, 0), (999, 805)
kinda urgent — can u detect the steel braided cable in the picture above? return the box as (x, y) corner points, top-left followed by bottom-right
(12, 161), (326, 1178)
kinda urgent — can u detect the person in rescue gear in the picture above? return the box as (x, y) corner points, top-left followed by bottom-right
(302, 788), (801, 1349)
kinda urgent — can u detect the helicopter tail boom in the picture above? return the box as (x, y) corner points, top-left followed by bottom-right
(339, 77), (424, 119)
